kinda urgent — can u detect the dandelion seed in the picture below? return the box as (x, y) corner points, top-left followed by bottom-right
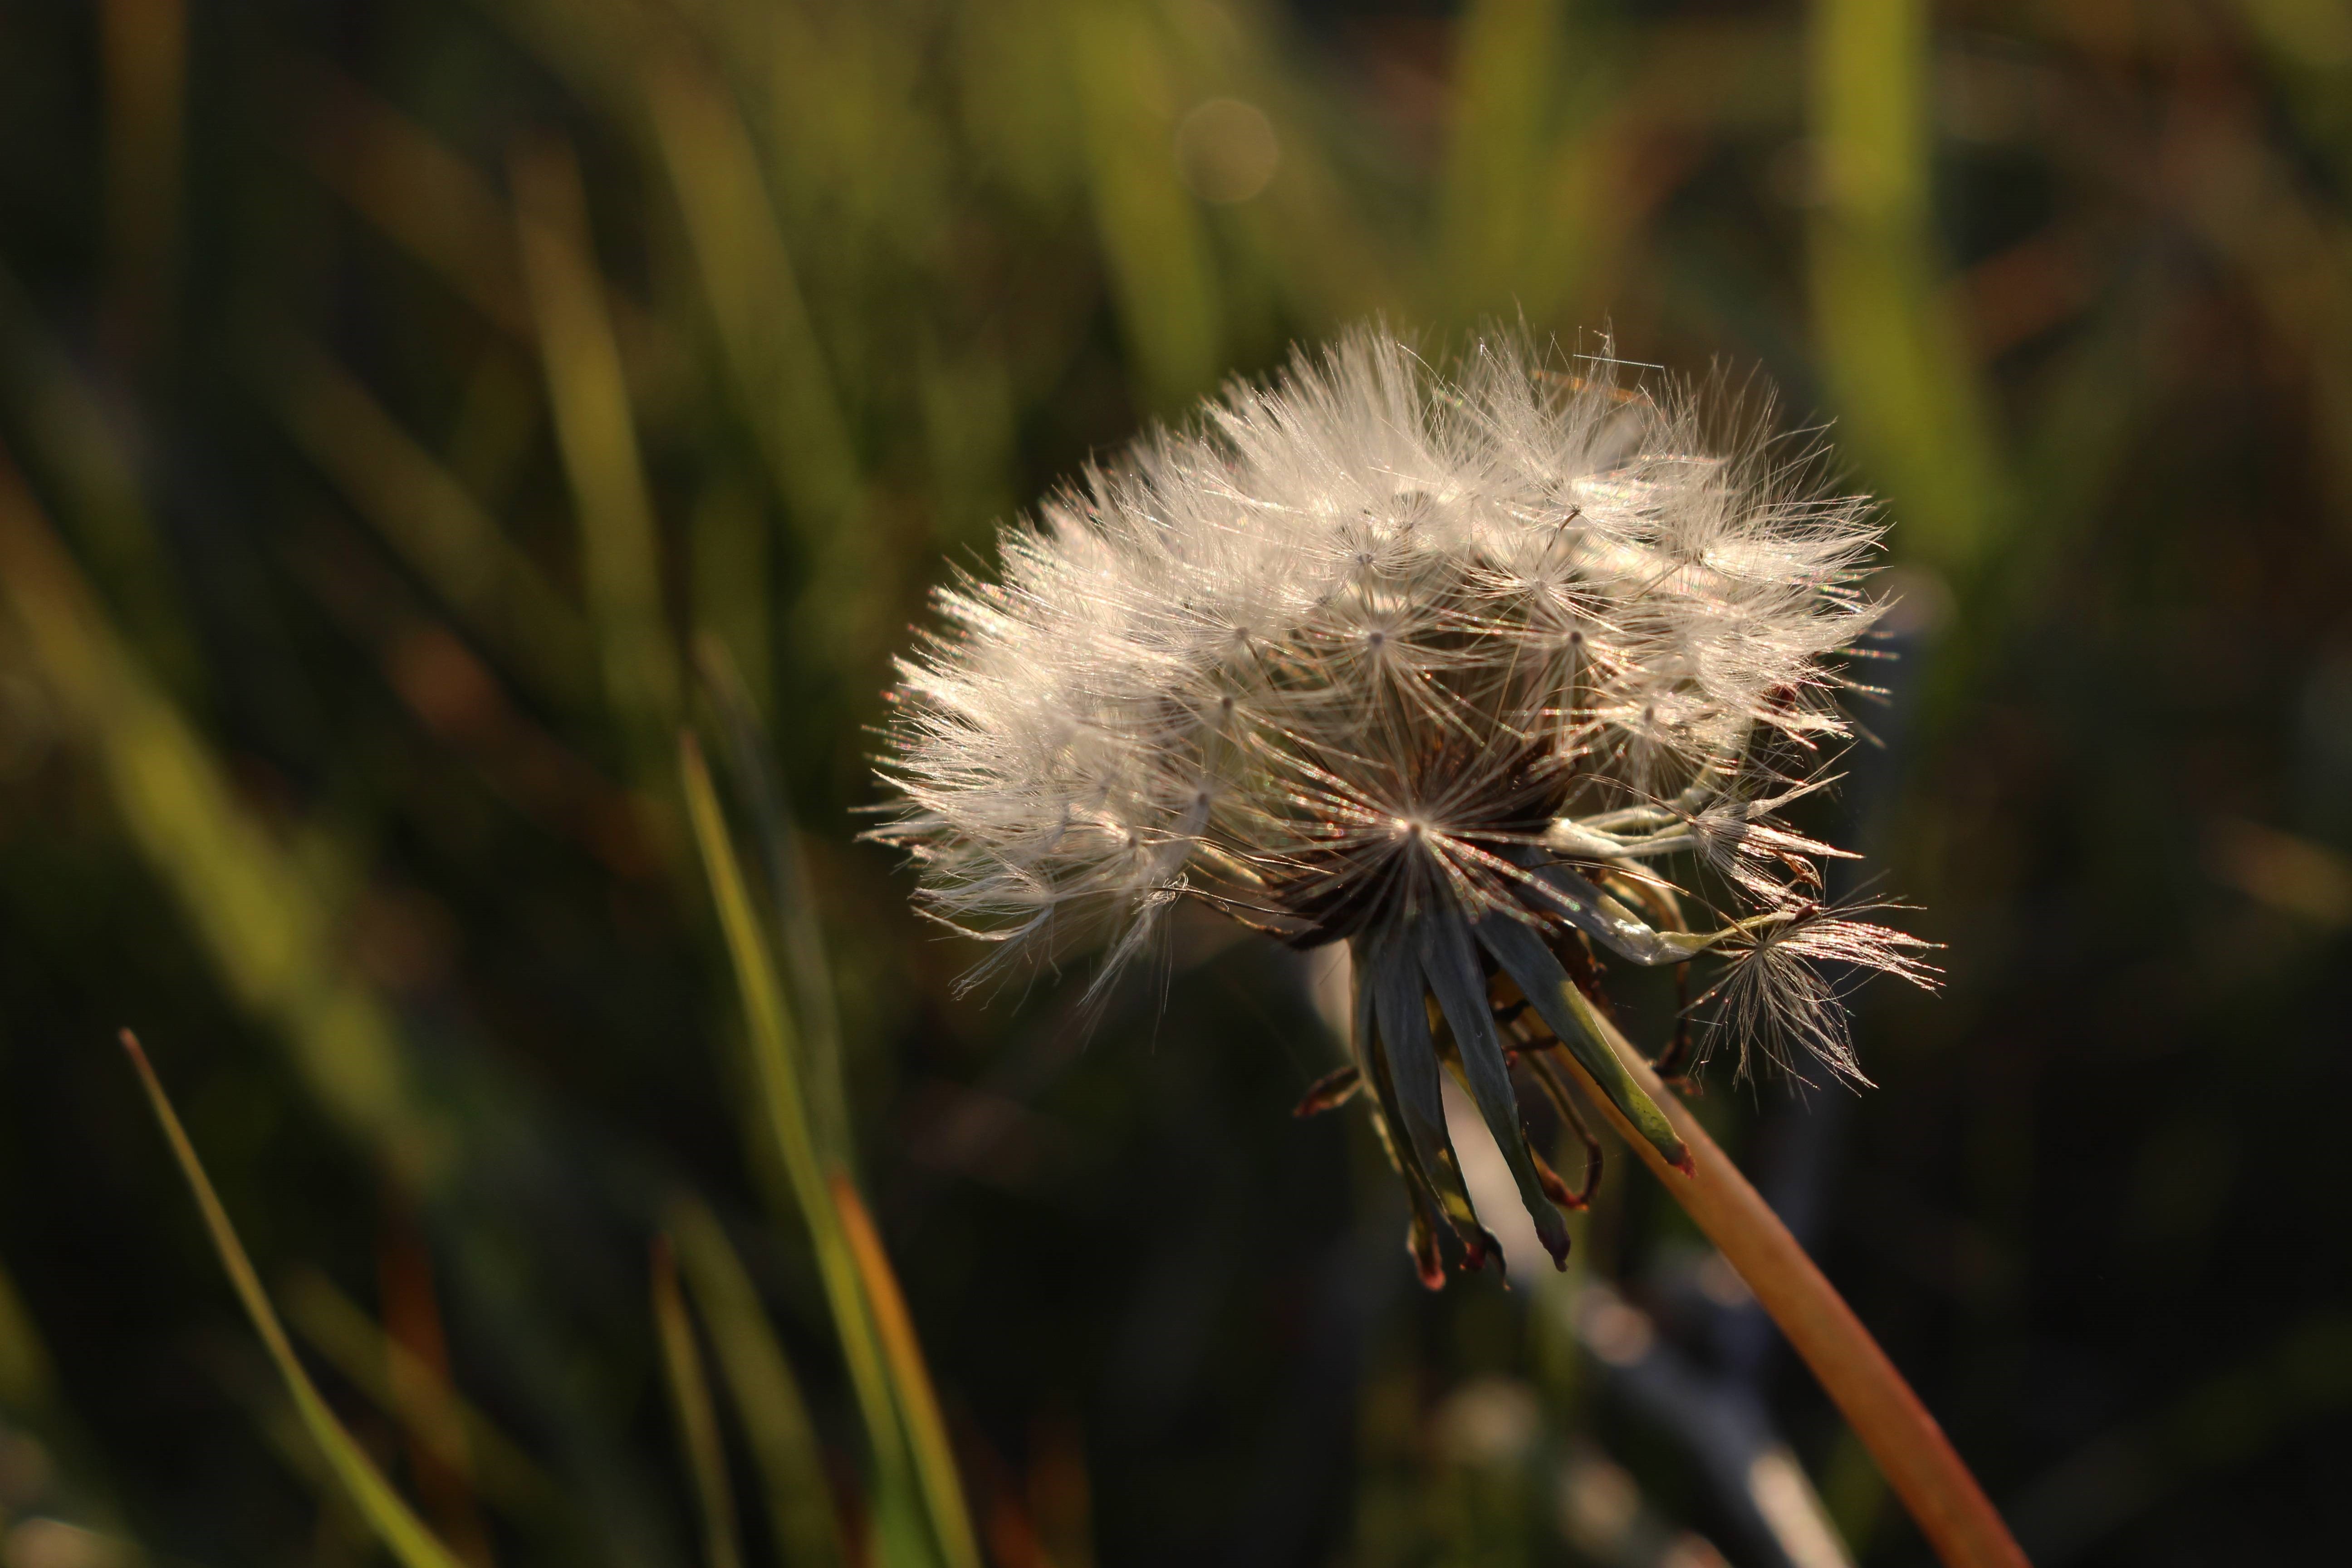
(873, 325), (1931, 1281)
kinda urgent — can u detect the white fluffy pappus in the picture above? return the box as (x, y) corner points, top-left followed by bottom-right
(874, 326), (1931, 1271)
(879, 327), (1928, 1100)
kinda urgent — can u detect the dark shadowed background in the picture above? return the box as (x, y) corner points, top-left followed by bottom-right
(1, 1), (2348, 1565)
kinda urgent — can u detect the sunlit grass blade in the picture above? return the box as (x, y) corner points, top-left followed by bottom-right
(678, 734), (925, 1546)
(694, 635), (853, 1170)
(653, 1237), (745, 1568)
(512, 136), (680, 761)
(668, 1194), (848, 1568)
(119, 1029), (466, 1568)
(829, 1179), (981, 1568)
(279, 1269), (567, 1532)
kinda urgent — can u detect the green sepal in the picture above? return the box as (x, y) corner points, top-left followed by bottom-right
(1362, 927), (1497, 1272)
(1413, 907), (1573, 1270)
(1520, 858), (1716, 967)
(1473, 915), (1693, 1175)
(1349, 972), (1448, 1292)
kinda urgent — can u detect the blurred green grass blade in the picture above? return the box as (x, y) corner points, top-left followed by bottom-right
(119, 1030), (467, 1568)
(279, 1269), (567, 1530)
(669, 1196), (848, 1568)
(2162, 124), (2352, 527)
(829, 1179), (981, 1568)
(254, 332), (594, 710)
(654, 1237), (745, 1568)
(951, 0), (1085, 210)
(912, 328), (1019, 548)
(1436, 0), (1583, 321)
(752, 2), (943, 277)
(689, 488), (773, 724)
(0, 1252), (57, 1412)
(679, 732), (848, 1270)
(695, 636), (853, 1172)
(647, 57), (859, 528)
(0, 258), (205, 699)
(1807, 0), (2005, 578)
(512, 137), (681, 760)
(1067, 1), (1222, 408)
(472, 0), (662, 121)
(5, 1234), (151, 1548)
(1195, 48), (1394, 328)
(678, 734), (923, 1541)
(99, 0), (186, 361)
(0, 444), (446, 1186)
(281, 49), (532, 334)
(2234, 0), (2352, 196)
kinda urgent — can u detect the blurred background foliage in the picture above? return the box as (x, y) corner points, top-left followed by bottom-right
(1, 0), (2349, 1564)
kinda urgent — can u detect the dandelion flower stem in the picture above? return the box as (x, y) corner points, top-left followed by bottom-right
(1544, 1015), (2029, 1568)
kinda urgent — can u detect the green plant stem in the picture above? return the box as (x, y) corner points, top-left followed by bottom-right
(1544, 1015), (2029, 1568)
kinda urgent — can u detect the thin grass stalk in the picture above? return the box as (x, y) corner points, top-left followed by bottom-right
(512, 137), (680, 760)
(119, 1031), (468, 1568)
(653, 1237), (746, 1568)
(830, 1178), (983, 1568)
(681, 734), (973, 1568)
(681, 736), (906, 1471)
(668, 1195), (848, 1568)
(279, 1270), (565, 1528)
(1535, 1013), (2029, 1568)
(696, 636), (854, 1171)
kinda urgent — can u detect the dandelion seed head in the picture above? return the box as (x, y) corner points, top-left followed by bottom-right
(873, 324), (1922, 1074)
